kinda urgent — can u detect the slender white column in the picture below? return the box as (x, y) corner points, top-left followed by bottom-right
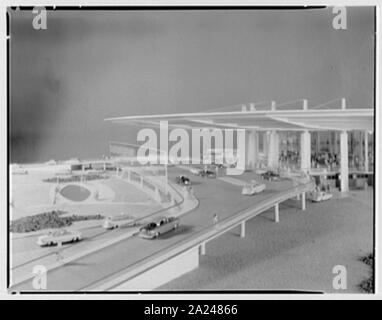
(275, 203), (279, 223)
(165, 164), (168, 195)
(340, 131), (349, 192)
(200, 242), (206, 255)
(300, 130), (311, 173)
(303, 99), (308, 110)
(263, 132), (269, 162)
(245, 130), (259, 170)
(334, 132), (339, 155)
(245, 130), (253, 170)
(364, 131), (369, 172)
(267, 131), (279, 169)
(245, 130), (250, 169)
(341, 97), (346, 110)
(240, 221), (246, 238)
(302, 192), (306, 211)
(317, 132), (321, 153)
(254, 132), (259, 169)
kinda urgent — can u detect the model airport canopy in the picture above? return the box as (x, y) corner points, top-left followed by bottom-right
(105, 98), (374, 132)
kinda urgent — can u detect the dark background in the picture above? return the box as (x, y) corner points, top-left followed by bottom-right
(9, 7), (375, 163)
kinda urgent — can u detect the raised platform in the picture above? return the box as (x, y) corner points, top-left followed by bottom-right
(9, 168), (314, 292)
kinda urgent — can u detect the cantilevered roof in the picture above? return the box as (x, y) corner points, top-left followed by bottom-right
(105, 100), (374, 132)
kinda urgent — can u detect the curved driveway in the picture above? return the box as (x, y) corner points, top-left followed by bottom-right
(10, 168), (302, 292)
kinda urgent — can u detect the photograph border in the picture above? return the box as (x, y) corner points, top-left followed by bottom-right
(4, 3), (379, 297)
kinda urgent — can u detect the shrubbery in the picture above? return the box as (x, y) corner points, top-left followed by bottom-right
(10, 210), (104, 233)
(359, 253), (374, 293)
(359, 275), (374, 293)
(360, 253), (373, 267)
(43, 173), (109, 183)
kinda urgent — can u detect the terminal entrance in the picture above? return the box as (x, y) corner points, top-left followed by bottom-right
(311, 131), (340, 171)
(310, 131), (373, 173)
(247, 127), (374, 192)
(278, 132), (301, 170)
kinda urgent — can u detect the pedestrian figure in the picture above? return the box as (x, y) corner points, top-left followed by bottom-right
(213, 214), (218, 224)
(53, 185), (59, 205)
(55, 241), (64, 262)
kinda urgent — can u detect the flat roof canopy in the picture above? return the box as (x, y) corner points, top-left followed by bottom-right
(105, 102), (374, 132)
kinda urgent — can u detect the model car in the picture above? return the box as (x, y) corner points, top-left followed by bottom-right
(260, 171), (280, 181)
(11, 164), (28, 175)
(355, 178), (368, 190)
(190, 167), (203, 175)
(224, 162), (237, 169)
(309, 190), (333, 202)
(37, 229), (82, 246)
(290, 172), (312, 185)
(138, 216), (180, 239)
(176, 175), (191, 185)
(46, 159), (57, 165)
(242, 181), (266, 195)
(200, 169), (217, 178)
(102, 213), (135, 230)
(103, 218), (117, 230)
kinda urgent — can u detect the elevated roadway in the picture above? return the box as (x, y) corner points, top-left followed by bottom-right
(10, 168), (314, 292)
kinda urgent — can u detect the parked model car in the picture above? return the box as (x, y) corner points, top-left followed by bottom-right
(138, 216), (180, 239)
(288, 171), (313, 186)
(102, 213), (134, 230)
(103, 217), (118, 230)
(190, 167), (203, 175)
(242, 180), (266, 195)
(176, 175), (191, 185)
(260, 170), (280, 181)
(37, 229), (82, 246)
(200, 169), (217, 178)
(310, 190), (333, 202)
(11, 164), (28, 175)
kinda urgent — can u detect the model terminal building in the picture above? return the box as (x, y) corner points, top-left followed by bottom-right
(9, 98), (375, 292)
(106, 98), (374, 193)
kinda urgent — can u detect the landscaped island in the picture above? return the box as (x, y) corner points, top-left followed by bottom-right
(10, 210), (104, 233)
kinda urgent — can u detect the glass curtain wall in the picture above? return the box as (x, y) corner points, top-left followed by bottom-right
(348, 131), (374, 172)
(311, 131), (340, 171)
(311, 131), (373, 172)
(279, 132), (300, 170)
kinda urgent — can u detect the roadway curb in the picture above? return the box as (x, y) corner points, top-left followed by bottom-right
(10, 226), (140, 288)
(9, 184), (199, 289)
(86, 181), (314, 291)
